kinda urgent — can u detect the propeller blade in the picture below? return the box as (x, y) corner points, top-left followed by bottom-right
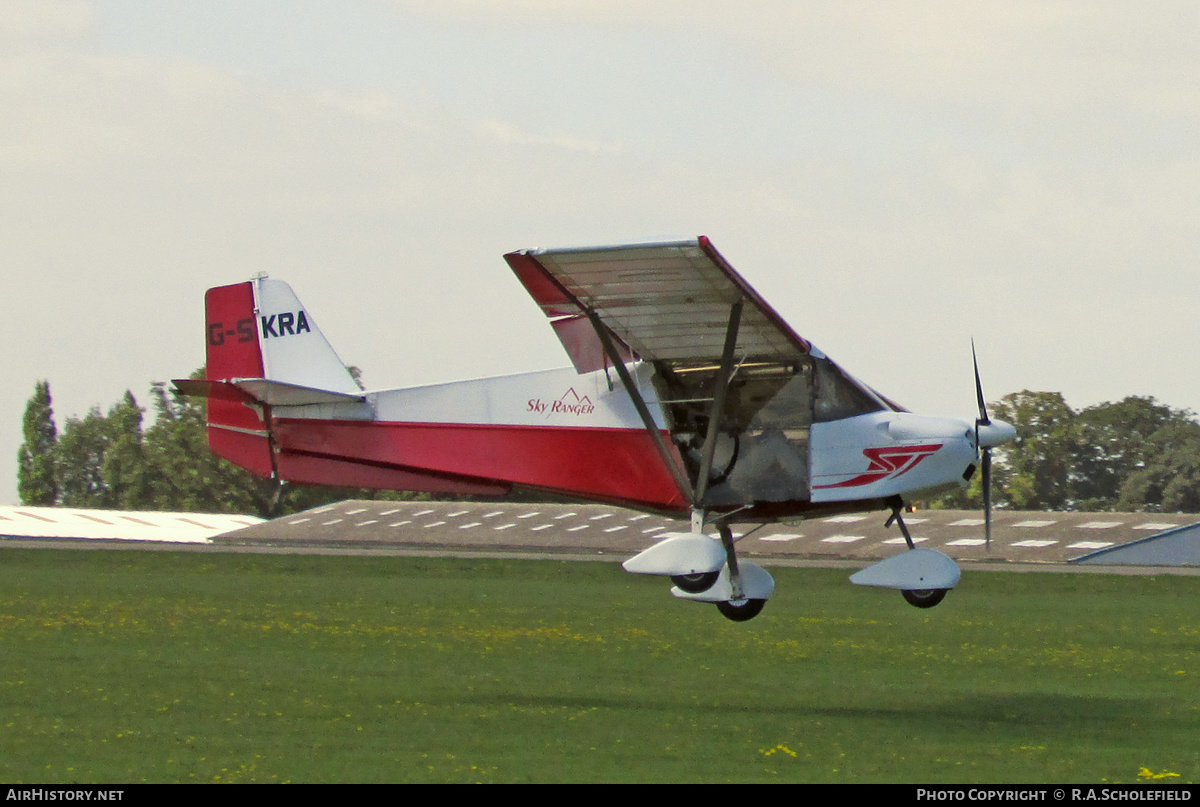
(972, 339), (991, 427)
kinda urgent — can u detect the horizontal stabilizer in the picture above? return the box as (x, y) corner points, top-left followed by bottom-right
(173, 378), (365, 407)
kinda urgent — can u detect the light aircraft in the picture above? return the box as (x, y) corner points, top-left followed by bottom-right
(175, 237), (1015, 621)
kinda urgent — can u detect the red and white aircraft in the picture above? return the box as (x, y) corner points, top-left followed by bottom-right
(175, 238), (1014, 621)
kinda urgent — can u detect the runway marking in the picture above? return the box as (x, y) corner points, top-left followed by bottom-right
(1012, 539), (1057, 548)
(345, 508), (368, 515)
(567, 525), (589, 532)
(459, 522), (481, 529)
(643, 526), (665, 534)
(1068, 541), (1113, 550)
(947, 538), (986, 546)
(1078, 521), (1121, 529)
(379, 509), (401, 516)
(531, 524), (553, 531)
(355, 520), (378, 527)
(1014, 520), (1057, 528)
(67, 513), (110, 525)
(482, 511), (504, 518)
(822, 535), (864, 543)
(824, 515), (868, 523)
(177, 518), (216, 528)
(589, 513), (613, 521)
(288, 518), (311, 525)
(494, 523), (515, 531)
(423, 521), (445, 528)
(628, 514), (650, 521)
(413, 509), (435, 517)
(389, 521), (411, 527)
(321, 519), (343, 526)
(884, 537), (927, 545)
(518, 512), (540, 519)
(949, 518), (985, 526)
(554, 512), (576, 520)
(1135, 522), (1179, 531)
(760, 533), (802, 542)
(446, 510), (469, 517)
(604, 526), (627, 533)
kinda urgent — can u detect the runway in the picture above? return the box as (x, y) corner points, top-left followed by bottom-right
(5, 499), (1199, 576)
(208, 499), (1200, 574)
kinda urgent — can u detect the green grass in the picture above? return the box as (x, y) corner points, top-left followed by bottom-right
(0, 547), (1196, 783)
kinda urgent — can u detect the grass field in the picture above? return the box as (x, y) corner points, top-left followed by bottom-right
(0, 547), (1196, 784)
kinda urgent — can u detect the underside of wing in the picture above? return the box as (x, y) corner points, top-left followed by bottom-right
(506, 237), (810, 370)
(507, 238), (892, 511)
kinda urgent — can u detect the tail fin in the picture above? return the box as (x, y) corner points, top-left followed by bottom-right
(206, 276), (360, 394)
(177, 276), (362, 477)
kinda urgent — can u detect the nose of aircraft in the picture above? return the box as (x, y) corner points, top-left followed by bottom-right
(976, 419), (1016, 449)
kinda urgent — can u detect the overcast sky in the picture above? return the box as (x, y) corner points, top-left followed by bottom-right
(4, 1), (1199, 505)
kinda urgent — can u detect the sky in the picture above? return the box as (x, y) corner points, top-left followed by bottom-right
(4, 0), (1200, 505)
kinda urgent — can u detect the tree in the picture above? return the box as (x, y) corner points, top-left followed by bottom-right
(16, 371), (418, 516)
(102, 391), (151, 509)
(139, 374), (379, 518)
(1072, 396), (1193, 510)
(140, 378), (282, 516)
(989, 391), (1079, 510)
(1117, 419), (1200, 512)
(55, 391), (149, 509)
(17, 380), (58, 505)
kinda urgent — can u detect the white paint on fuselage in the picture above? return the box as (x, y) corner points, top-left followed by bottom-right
(367, 363), (666, 430)
(811, 411), (977, 504)
(271, 358), (982, 507)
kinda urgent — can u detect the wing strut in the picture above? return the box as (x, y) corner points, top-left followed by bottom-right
(693, 300), (743, 509)
(582, 308), (694, 502)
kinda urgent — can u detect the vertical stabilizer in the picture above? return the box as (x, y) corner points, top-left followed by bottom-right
(199, 276), (361, 478)
(250, 277), (361, 395)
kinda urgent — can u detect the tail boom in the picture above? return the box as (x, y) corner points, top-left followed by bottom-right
(180, 277), (691, 511)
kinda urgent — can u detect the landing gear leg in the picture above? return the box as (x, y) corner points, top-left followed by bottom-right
(886, 500), (916, 550)
(715, 522), (744, 601)
(713, 520), (766, 621)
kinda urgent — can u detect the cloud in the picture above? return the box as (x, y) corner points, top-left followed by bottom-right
(480, 119), (619, 155)
(0, 0), (92, 43)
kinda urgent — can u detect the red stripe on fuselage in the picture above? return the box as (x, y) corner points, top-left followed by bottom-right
(271, 419), (691, 511)
(813, 444), (944, 489)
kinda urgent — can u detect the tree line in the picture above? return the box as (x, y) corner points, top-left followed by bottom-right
(17, 381), (1200, 516)
(933, 391), (1200, 512)
(15, 375), (409, 518)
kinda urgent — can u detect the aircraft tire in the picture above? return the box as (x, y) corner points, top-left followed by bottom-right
(715, 598), (766, 622)
(901, 588), (948, 609)
(671, 572), (720, 594)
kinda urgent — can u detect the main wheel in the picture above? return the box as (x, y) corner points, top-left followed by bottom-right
(902, 588), (948, 609)
(671, 571), (720, 594)
(716, 598), (766, 622)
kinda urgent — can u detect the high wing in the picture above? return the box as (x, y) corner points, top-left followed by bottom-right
(505, 237), (810, 372)
(507, 237), (892, 511)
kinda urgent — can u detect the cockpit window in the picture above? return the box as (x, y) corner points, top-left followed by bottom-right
(812, 356), (888, 422)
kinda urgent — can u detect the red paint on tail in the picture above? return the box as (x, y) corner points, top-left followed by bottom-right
(203, 282), (272, 475)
